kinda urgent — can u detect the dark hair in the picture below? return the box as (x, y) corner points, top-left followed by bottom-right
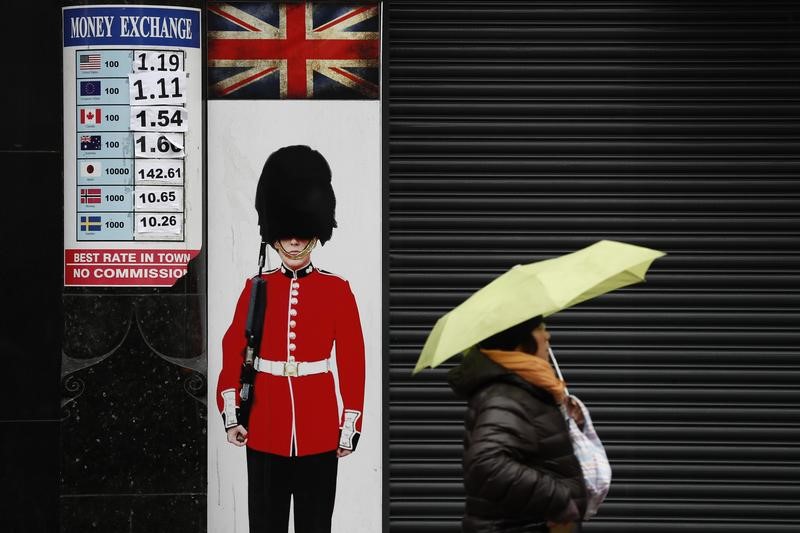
(478, 316), (543, 351)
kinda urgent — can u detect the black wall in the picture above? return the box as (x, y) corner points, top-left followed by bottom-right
(0, 3), (64, 532)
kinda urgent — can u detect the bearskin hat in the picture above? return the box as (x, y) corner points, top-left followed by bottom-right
(255, 145), (337, 245)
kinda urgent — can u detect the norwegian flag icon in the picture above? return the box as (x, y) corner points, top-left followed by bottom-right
(208, 2), (380, 99)
(80, 188), (102, 204)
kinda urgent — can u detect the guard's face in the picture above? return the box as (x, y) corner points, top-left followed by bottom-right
(275, 237), (314, 269)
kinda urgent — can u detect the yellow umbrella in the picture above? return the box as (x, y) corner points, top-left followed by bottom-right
(413, 240), (666, 374)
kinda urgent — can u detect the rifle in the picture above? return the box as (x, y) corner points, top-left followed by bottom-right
(238, 242), (268, 433)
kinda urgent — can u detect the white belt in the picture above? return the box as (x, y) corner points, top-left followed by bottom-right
(254, 356), (331, 377)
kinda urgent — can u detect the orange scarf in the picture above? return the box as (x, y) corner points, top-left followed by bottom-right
(480, 349), (567, 404)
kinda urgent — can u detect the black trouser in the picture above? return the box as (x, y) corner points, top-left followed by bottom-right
(246, 448), (338, 533)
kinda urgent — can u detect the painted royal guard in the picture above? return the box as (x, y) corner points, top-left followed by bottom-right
(216, 145), (366, 533)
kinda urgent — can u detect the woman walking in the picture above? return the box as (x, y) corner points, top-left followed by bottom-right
(448, 316), (586, 533)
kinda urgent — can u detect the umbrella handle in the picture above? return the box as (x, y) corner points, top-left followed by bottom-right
(549, 347), (570, 397)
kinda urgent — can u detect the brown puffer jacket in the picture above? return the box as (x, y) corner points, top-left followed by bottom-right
(448, 348), (587, 533)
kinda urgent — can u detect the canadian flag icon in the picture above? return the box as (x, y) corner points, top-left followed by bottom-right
(80, 108), (101, 124)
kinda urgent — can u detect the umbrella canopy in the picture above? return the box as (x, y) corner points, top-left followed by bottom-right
(413, 240), (666, 374)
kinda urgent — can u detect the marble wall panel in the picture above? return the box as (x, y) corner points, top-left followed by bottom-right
(60, 494), (204, 533)
(60, 293), (206, 530)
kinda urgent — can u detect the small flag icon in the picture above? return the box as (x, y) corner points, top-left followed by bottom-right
(80, 161), (102, 178)
(80, 108), (102, 124)
(80, 215), (102, 232)
(80, 188), (102, 204)
(80, 135), (101, 151)
(80, 81), (101, 96)
(79, 53), (101, 70)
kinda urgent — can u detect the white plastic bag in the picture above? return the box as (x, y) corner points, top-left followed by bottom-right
(563, 394), (612, 520)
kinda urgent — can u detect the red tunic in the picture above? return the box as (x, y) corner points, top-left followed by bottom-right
(216, 263), (366, 456)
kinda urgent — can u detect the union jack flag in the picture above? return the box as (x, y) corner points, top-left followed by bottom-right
(208, 2), (380, 99)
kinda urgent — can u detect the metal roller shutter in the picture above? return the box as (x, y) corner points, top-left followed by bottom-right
(387, 1), (800, 531)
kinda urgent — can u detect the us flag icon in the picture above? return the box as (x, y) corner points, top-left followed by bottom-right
(79, 53), (101, 70)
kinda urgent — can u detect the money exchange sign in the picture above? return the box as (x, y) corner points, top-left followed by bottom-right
(63, 5), (202, 286)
